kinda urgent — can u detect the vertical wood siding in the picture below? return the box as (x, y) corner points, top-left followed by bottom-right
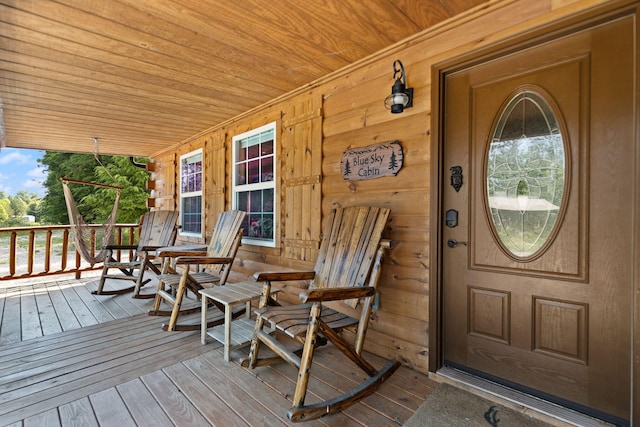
(282, 93), (323, 263)
(204, 132), (226, 236)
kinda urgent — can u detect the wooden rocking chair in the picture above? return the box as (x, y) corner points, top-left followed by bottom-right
(149, 210), (246, 331)
(245, 206), (400, 422)
(95, 210), (179, 298)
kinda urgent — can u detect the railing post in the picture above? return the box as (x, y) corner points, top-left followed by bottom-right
(75, 249), (81, 279)
(44, 229), (53, 273)
(9, 232), (16, 277)
(129, 225), (136, 261)
(61, 230), (69, 271)
(116, 227), (123, 262)
(27, 230), (35, 275)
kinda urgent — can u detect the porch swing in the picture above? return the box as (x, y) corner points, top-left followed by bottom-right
(60, 138), (123, 265)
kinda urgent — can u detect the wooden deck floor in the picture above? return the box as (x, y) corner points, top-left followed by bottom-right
(0, 273), (437, 426)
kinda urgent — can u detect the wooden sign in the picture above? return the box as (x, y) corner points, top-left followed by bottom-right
(340, 141), (403, 181)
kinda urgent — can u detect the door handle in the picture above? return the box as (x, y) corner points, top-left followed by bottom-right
(447, 238), (468, 248)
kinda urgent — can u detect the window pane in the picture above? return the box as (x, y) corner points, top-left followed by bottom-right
(486, 91), (565, 259)
(181, 153), (202, 193)
(248, 144), (260, 159)
(236, 191), (248, 211)
(249, 213), (273, 239)
(262, 188), (274, 212)
(248, 160), (260, 184)
(181, 195), (202, 234)
(194, 173), (201, 191)
(236, 188), (274, 241)
(261, 139), (273, 156)
(249, 189), (262, 207)
(236, 163), (246, 185)
(238, 146), (247, 162)
(261, 157), (273, 182)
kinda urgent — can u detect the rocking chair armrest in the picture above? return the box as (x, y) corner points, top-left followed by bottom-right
(102, 244), (138, 250)
(300, 286), (375, 303)
(253, 271), (316, 282)
(138, 245), (170, 252)
(175, 256), (234, 265)
(156, 249), (207, 258)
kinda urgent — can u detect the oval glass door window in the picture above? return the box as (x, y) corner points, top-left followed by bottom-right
(486, 90), (566, 259)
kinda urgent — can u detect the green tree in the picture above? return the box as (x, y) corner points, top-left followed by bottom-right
(39, 153), (151, 224)
(13, 191), (42, 220)
(0, 192), (43, 226)
(27, 200), (41, 216)
(0, 202), (9, 222)
(9, 196), (27, 217)
(15, 190), (38, 201)
(85, 156), (151, 223)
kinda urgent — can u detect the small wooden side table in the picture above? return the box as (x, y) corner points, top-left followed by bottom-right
(199, 281), (270, 361)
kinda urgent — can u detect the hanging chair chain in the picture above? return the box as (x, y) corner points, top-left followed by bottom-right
(92, 137), (118, 185)
(63, 137), (120, 188)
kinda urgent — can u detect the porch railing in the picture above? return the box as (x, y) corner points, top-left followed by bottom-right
(0, 224), (140, 281)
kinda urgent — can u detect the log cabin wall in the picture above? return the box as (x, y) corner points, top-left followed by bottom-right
(145, 155), (175, 211)
(149, 0), (618, 373)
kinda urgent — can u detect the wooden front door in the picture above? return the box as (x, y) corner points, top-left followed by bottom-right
(441, 12), (634, 423)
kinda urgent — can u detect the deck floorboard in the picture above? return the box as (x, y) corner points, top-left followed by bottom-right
(116, 378), (175, 427)
(0, 273), (436, 426)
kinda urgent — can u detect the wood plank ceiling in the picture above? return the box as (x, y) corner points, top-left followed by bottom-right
(0, 0), (487, 157)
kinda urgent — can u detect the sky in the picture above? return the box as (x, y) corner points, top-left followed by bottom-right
(0, 148), (47, 197)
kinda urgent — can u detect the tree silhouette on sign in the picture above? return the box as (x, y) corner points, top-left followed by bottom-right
(343, 159), (351, 176)
(389, 151), (398, 171)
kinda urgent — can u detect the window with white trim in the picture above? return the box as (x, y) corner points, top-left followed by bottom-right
(232, 122), (276, 247)
(179, 149), (203, 237)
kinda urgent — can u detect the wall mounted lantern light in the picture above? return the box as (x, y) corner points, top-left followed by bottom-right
(384, 60), (413, 114)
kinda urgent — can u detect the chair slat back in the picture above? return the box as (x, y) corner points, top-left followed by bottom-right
(205, 210), (247, 276)
(137, 210), (179, 249)
(313, 206), (390, 292)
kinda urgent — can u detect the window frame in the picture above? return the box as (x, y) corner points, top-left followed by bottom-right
(231, 121), (277, 247)
(178, 148), (204, 238)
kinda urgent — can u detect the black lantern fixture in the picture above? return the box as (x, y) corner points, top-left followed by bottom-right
(384, 60), (413, 114)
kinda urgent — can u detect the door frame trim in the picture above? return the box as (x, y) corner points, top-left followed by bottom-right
(429, 1), (639, 423)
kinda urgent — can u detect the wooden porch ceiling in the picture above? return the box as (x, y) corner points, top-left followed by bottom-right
(0, 0), (487, 157)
